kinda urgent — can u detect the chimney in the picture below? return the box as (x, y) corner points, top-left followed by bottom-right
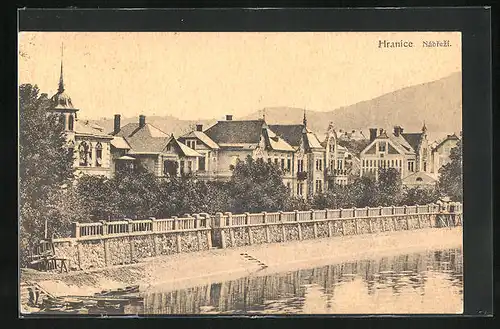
(139, 115), (146, 128)
(196, 124), (203, 132)
(114, 114), (121, 135)
(394, 126), (400, 137)
(369, 128), (377, 142)
(400, 127), (404, 134)
(379, 128), (384, 136)
(226, 115), (233, 121)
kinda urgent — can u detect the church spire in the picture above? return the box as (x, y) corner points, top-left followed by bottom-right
(303, 108), (307, 127)
(58, 43), (64, 93)
(422, 121), (427, 133)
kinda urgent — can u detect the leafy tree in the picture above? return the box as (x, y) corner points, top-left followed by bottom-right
(401, 186), (439, 206)
(76, 175), (117, 220)
(348, 176), (378, 207)
(376, 168), (403, 206)
(19, 84), (74, 264)
(229, 156), (289, 213)
(437, 139), (463, 201)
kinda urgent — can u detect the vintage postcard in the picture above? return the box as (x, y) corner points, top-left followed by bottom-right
(19, 30), (464, 315)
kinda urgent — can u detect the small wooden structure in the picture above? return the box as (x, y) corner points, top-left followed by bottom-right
(28, 240), (69, 273)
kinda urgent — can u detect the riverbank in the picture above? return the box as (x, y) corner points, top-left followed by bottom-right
(21, 227), (462, 305)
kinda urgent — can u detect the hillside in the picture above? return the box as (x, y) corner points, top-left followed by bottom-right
(91, 72), (461, 142)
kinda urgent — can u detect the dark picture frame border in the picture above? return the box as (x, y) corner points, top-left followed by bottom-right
(11, 6), (493, 322)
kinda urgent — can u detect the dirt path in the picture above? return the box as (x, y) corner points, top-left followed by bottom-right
(21, 227), (462, 300)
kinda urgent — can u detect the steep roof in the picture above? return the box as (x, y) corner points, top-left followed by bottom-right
(432, 133), (460, 151)
(262, 128), (295, 152)
(180, 130), (220, 149)
(401, 133), (425, 152)
(204, 120), (265, 144)
(110, 136), (131, 149)
(268, 125), (304, 147)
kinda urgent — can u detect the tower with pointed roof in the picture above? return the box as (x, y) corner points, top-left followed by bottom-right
(50, 44), (79, 132)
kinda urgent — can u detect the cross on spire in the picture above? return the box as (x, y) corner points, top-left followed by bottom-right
(58, 43), (65, 93)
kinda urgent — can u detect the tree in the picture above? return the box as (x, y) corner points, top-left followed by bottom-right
(19, 84), (74, 264)
(437, 139), (463, 201)
(229, 156), (289, 213)
(401, 186), (439, 206)
(76, 175), (117, 220)
(376, 168), (403, 206)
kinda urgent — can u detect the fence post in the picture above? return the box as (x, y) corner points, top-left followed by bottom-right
(391, 206), (397, 231)
(127, 219), (135, 263)
(295, 210), (302, 240)
(204, 214), (212, 249)
(100, 220), (109, 266)
(73, 222), (80, 238)
(416, 205), (422, 229)
(404, 205), (409, 230)
(280, 211), (286, 242)
(215, 212), (226, 249)
(245, 212), (253, 245)
(263, 212), (270, 243)
(311, 210), (318, 238)
(225, 212), (235, 247)
(193, 214), (203, 251)
(326, 209), (333, 238)
(353, 207), (359, 235)
(340, 208), (346, 235)
(149, 217), (160, 256)
(173, 216), (182, 253)
(379, 206), (384, 232)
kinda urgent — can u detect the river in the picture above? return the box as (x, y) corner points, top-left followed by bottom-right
(120, 247), (463, 315)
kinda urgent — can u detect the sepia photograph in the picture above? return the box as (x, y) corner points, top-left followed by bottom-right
(18, 30), (464, 315)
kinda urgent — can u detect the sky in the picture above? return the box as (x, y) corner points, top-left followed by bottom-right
(18, 32), (461, 121)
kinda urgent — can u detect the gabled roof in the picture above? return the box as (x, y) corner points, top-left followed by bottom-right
(268, 124), (324, 151)
(204, 120), (265, 144)
(180, 130), (220, 149)
(111, 136), (131, 149)
(401, 133), (425, 152)
(164, 136), (202, 157)
(262, 128), (295, 152)
(432, 133), (460, 151)
(268, 125), (304, 147)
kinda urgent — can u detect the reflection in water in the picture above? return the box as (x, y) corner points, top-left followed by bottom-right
(125, 248), (462, 314)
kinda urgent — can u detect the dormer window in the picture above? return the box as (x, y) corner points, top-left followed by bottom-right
(379, 142), (386, 152)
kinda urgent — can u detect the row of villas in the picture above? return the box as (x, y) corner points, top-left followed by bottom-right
(48, 62), (353, 198)
(359, 125), (460, 188)
(47, 61), (458, 196)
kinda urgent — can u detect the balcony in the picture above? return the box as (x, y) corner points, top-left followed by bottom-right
(327, 168), (348, 177)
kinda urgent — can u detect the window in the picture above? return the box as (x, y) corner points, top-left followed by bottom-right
(330, 144), (335, 152)
(379, 142), (386, 152)
(330, 160), (334, 171)
(281, 158), (285, 170)
(423, 162), (427, 172)
(187, 160), (192, 173)
(186, 140), (196, 149)
(166, 143), (172, 152)
(297, 182), (304, 196)
(78, 141), (89, 166)
(316, 159), (323, 171)
(407, 161), (414, 172)
(287, 158), (291, 171)
(416, 177), (423, 182)
(199, 157), (206, 171)
(68, 115), (74, 131)
(274, 158), (279, 166)
(297, 159), (304, 172)
(399, 159), (402, 167)
(315, 180), (322, 193)
(95, 142), (103, 167)
(337, 160), (343, 170)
